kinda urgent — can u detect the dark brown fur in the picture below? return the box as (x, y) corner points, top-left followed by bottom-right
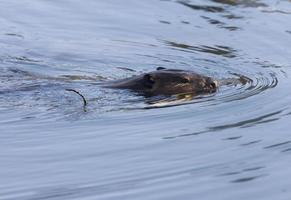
(104, 68), (217, 96)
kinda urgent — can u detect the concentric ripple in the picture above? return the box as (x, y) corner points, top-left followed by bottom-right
(215, 70), (278, 103)
(142, 65), (279, 110)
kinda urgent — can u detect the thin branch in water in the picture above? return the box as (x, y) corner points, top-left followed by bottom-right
(66, 89), (87, 112)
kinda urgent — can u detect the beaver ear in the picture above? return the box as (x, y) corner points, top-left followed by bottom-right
(143, 74), (155, 89)
(156, 67), (166, 70)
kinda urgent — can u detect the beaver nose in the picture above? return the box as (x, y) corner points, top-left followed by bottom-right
(211, 80), (218, 88)
(205, 78), (215, 86)
(206, 78), (217, 91)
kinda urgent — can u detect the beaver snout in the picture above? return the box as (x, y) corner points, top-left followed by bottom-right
(205, 78), (217, 92)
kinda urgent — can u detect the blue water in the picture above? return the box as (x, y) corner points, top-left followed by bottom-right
(1, 0), (291, 199)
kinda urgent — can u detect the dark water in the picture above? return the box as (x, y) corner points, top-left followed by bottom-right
(1, 0), (291, 199)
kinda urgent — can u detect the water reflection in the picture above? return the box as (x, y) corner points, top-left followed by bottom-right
(219, 166), (265, 176)
(7, 56), (41, 64)
(231, 175), (265, 183)
(165, 41), (237, 57)
(159, 20), (171, 24)
(223, 136), (242, 140)
(179, 0), (267, 9)
(164, 110), (283, 139)
(211, 0), (267, 7)
(222, 14), (243, 19)
(264, 141), (291, 149)
(177, 0), (268, 29)
(4, 33), (24, 39)
(240, 140), (261, 146)
(261, 9), (291, 15)
(201, 16), (240, 31)
(209, 110), (282, 130)
(282, 148), (291, 152)
(218, 164), (266, 184)
(177, 1), (225, 13)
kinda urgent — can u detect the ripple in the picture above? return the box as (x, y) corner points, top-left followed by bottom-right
(214, 71), (279, 103)
(0, 55), (283, 126)
(164, 41), (237, 58)
(158, 62), (284, 139)
(211, 0), (267, 7)
(4, 33), (24, 39)
(264, 141), (291, 149)
(177, 1), (225, 13)
(231, 175), (266, 183)
(144, 65), (279, 108)
(201, 16), (241, 31)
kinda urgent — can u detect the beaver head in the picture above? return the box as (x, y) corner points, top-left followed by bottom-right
(106, 68), (217, 96)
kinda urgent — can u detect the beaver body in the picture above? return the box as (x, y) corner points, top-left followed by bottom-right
(104, 68), (217, 96)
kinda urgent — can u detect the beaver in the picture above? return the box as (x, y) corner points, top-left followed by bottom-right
(104, 67), (218, 96)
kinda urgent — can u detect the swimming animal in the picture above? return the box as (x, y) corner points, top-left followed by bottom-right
(104, 67), (218, 96)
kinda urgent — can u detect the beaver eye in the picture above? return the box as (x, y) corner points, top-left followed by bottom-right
(143, 74), (155, 89)
(181, 78), (190, 83)
(156, 67), (166, 71)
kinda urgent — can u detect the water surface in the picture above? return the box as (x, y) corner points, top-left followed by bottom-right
(1, 0), (291, 199)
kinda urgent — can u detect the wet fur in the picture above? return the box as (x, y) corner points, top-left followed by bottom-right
(104, 68), (217, 96)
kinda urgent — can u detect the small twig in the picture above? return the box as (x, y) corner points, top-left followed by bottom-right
(66, 89), (87, 112)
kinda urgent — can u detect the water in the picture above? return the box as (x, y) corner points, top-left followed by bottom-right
(1, 0), (291, 199)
